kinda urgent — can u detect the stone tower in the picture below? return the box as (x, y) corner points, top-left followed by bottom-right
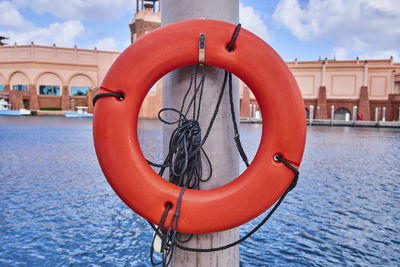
(129, 0), (161, 43)
(130, 0), (162, 119)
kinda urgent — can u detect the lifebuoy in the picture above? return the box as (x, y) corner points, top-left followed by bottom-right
(93, 19), (306, 234)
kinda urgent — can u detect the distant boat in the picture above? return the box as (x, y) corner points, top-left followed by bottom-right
(65, 112), (93, 118)
(0, 97), (31, 116)
(65, 106), (92, 117)
(0, 109), (31, 116)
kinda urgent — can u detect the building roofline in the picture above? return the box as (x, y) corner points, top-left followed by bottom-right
(286, 58), (396, 64)
(0, 44), (121, 54)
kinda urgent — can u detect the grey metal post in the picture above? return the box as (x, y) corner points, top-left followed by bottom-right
(161, 0), (239, 266)
(382, 107), (386, 122)
(249, 103), (252, 120)
(253, 104), (256, 121)
(309, 105), (314, 125)
(375, 107), (379, 123)
(317, 106), (320, 119)
(353, 106), (357, 126)
(255, 106), (260, 119)
(331, 105), (334, 126)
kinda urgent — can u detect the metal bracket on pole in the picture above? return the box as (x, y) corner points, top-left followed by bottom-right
(199, 33), (205, 65)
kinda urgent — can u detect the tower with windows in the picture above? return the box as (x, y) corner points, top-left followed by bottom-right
(129, 0), (161, 43)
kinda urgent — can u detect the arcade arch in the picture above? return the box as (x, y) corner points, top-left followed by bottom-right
(68, 74), (94, 96)
(9, 71), (29, 92)
(0, 73), (6, 91)
(36, 72), (64, 96)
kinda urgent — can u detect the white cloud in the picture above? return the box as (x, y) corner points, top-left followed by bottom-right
(0, 1), (34, 30)
(273, 0), (400, 60)
(360, 50), (400, 62)
(331, 47), (347, 60)
(92, 37), (119, 51)
(11, 0), (136, 22)
(272, 0), (306, 39)
(0, 1), (85, 47)
(2, 20), (85, 47)
(239, 3), (270, 41)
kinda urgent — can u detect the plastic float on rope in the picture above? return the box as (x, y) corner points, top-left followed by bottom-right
(93, 19), (306, 234)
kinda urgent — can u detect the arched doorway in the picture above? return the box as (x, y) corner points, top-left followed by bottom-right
(334, 107), (351, 121)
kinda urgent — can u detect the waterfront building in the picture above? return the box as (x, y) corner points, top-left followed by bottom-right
(0, 44), (119, 114)
(243, 58), (400, 121)
(1, 0), (399, 120)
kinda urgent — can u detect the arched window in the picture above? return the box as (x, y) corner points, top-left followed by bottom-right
(0, 73), (7, 92)
(10, 72), (29, 92)
(37, 72), (63, 96)
(0, 74), (5, 91)
(334, 107), (351, 121)
(69, 74), (93, 96)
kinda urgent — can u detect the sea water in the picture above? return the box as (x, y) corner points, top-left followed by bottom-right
(0, 116), (399, 266)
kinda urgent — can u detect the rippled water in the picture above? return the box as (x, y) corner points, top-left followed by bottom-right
(1, 116), (399, 266)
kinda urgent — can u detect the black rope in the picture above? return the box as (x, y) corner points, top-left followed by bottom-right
(149, 155), (299, 254)
(146, 23), (302, 257)
(228, 71), (249, 167)
(274, 155), (299, 192)
(92, 92), (124, 106)
(174, 155), (298, 253)
(227, 24), (241, 52)
(147, 64), (229, 190)
(149, 186), (187, 267)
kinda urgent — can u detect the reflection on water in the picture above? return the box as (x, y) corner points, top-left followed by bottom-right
(0, 117), (399, 266)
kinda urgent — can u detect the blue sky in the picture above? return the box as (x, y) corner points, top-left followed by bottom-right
(1, 0), (399, 62)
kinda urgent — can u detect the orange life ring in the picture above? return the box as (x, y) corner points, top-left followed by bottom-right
(93, 19), (306, 234)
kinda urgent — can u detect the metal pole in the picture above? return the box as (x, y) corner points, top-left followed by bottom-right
(375, 107), (379, 123)
(161, 0), (239, 266)
(382, 107), (386, 122)
(309, 105), (314, 126)
(249, 103), (252, 120)
(353, 106), (357, 126)
(331, 105), (334, 126)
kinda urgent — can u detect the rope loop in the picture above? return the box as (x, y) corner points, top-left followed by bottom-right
(227, 23), (241, 52)
(274, 154), (299, 192)
(147, 65), (216, 190)
(149, 186), (187, 267)
(148, 154), (299, 256)
(171, 154), (298, 253)
(92, 92), (124, 106)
